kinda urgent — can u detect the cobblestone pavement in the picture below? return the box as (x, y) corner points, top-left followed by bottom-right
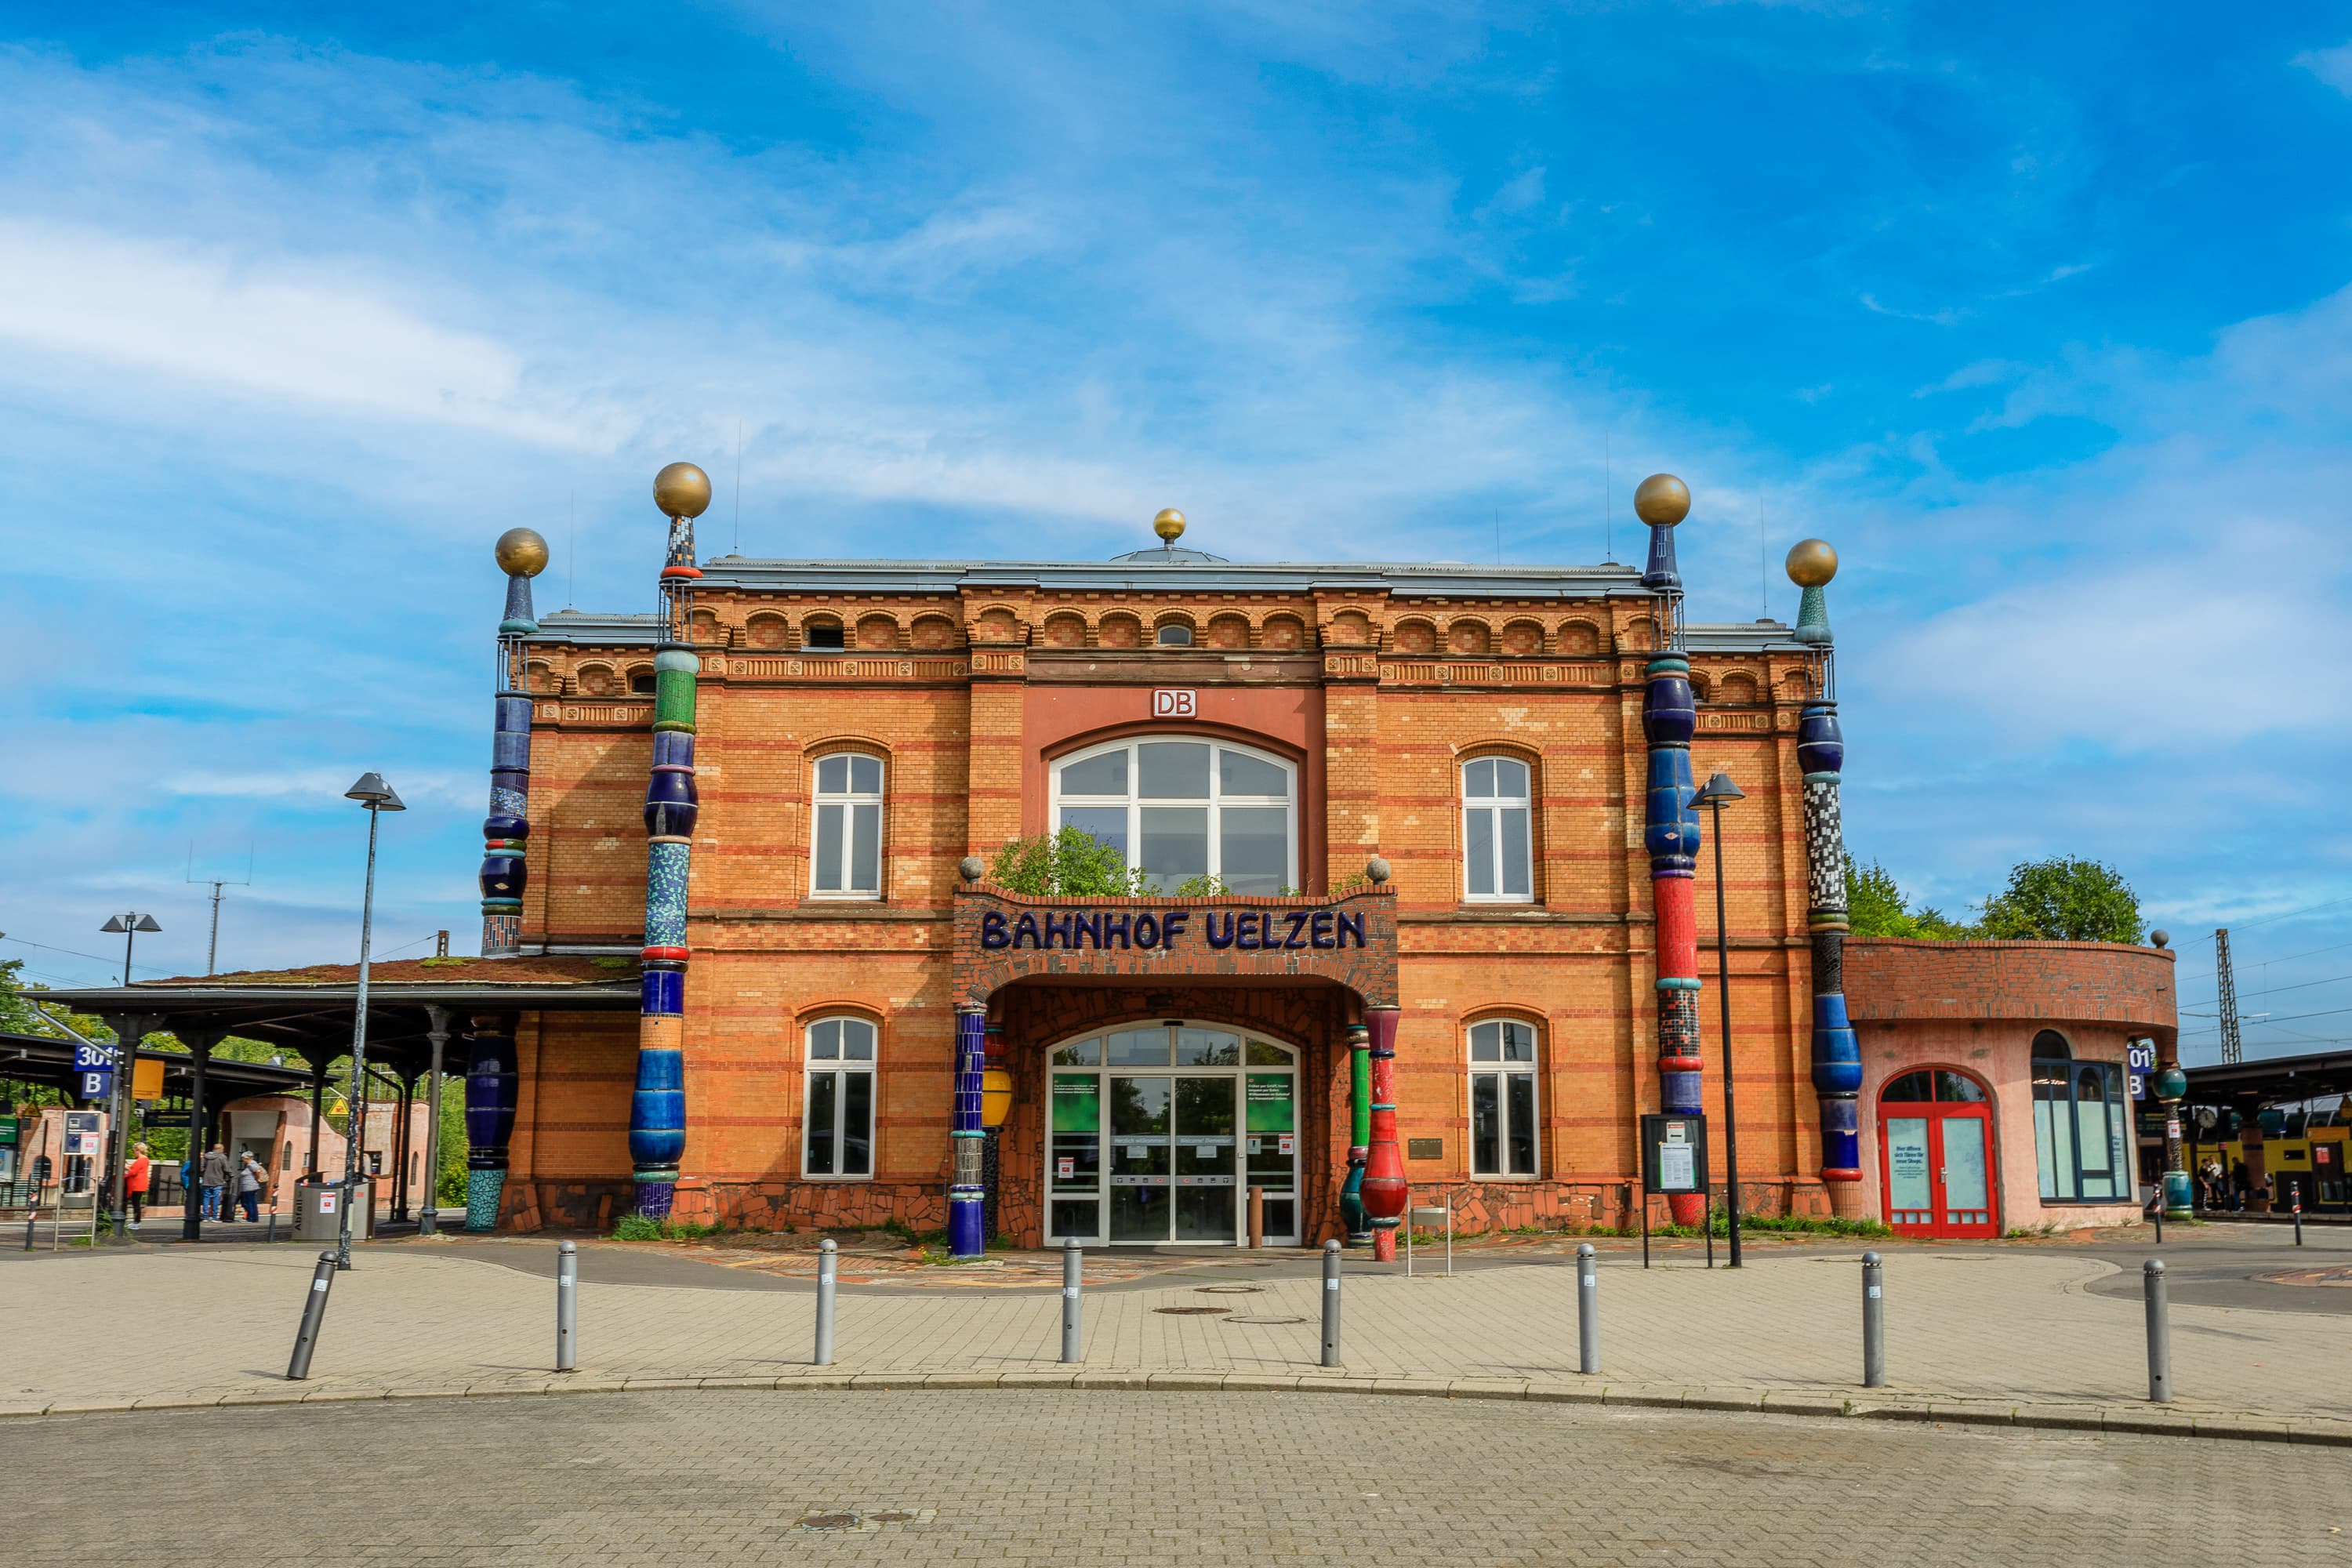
(7, 1390), (2343, 1566)
(5, 1233), (2352, 1438)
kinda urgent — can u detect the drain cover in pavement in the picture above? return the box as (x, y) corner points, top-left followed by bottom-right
(1154, 1305), (1231, 1315)
(1196, 1284), (1264, 1294)
(1223, 1315), (1306, 1325)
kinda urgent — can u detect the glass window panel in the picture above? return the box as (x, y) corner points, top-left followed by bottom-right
(2033, 1031), (2071, 1061)
(1218, 749), (1290, 797)
(1506, 1073), (1537, 1175)
(1219, 807), (1288, 893)
(1935, 1071), (1987, 1103)
(1139, 806), (1208, 888)
(849, 754), (883, 794)
(1156, 623), (1192, 647)
(1049, 1199), (1098, 1239)
(1886, 1116), (1932, 1212)
(1176, 1028), (1241, 1066)
(1469, 1022), (1500, 1062)
(814, 803), (844, 891)
(2034, 1098), (2059, 1200)
(1106, 1029), (1171, 1066)
(805, 1072), (838, 1175)
(1502, 1022), (1536, 1062)
(1245, 1040), (1294, 1065)
(1885, 1072), (1932, 1102)
(1058, 750), (1127, 797)
(1465, 808), (1497, 896)
(841, 1072), (873, 1176)
(1494, 759), (1530, 797)
(2049, 1094), (2078, 1200)
(1060, 806), (1129, 861)
(2075, 1099), (2111, 1176)
(1500, 808), (1531, 897)
(811, 1019), (840, 1060)
(1465, 758), (1495, 798)
(841, 1020), (875, 1062)
(851, 803), (882, 891)
(1471, 1073), (1501, 1174)
(1942, 1117), (1990, 1214)
(1138, 742), (1211, 799)
(1052, 1038), (1102, 1066)
(815, 755), (848, 793)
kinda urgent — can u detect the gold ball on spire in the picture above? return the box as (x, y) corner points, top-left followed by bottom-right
(1632, 473), (1690, 527)
(1785, 539), (1838, 587)
(494, 526), (550, 578)
(1153, 507), (1187, 543)
(654, 462), (713, 520)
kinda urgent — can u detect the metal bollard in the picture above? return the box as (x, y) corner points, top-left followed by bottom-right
(814, 1239), (838, 1366)
(556, 1240), (578, 1372)
(1321, 1240), (1342, 1367)
(1060, 1237), (1082, 1363)
(285, 1250), (339, 1380)
(22, 1214), (33, 1251)
(1861, 1251), (1886, 1388)
(2294, 1203), (2304, 1247)
(2144, 1258), (2171, 1403)
(2152, 1205), (2162, 1244)
(267, 1209), (278, 1245)
(1576, 1243), (1599, 1374)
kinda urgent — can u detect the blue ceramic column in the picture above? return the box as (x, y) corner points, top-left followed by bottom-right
(481, 528), (549, 958)
(630, 463), (712, 1220)
(949, 1006), (987, 1257)
(463, 1012), (519, 1230)
(1788, 540), (1863, 1215)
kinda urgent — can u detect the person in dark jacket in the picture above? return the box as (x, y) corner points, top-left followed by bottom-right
(198, 1142), (230, 1221)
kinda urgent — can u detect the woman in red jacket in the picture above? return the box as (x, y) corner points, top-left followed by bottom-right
(125, 1142), (151, 1227)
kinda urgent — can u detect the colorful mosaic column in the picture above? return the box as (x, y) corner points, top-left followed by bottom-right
(1359, 1007), (1406, 1261)
(1637, 474), (1708, 1226)
(1340, 1022), (1370, 1245)
(463, 1012), (519, 1231)
(1787, 540), (1863, 1217)
(630, 462), (711, 1221)
(481, 528), (549, 958)
(982, 1020), (1005, 1245)
(949, 1006), (987, 1258)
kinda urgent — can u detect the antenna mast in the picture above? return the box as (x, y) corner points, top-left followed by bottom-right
(186, 844), (255, 976)
(2215, 927), (2243, 1065)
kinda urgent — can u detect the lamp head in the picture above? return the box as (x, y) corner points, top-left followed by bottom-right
(345, 772), (406, 811)
(1692, 771), (1745, 808)
(100, 916), (126, 934)
(134, 913), (161, 933)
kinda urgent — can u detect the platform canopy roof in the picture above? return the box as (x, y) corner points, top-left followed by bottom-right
(2182, 1047), (2352, 1109)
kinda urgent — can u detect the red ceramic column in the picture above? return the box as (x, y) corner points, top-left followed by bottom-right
(1359, 1006), (1406, 1261)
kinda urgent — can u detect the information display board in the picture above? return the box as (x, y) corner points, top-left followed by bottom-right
(1639, 1112), (1709, 1197)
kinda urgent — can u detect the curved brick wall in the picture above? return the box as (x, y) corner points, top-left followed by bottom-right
(1845, 938), (2176, 1044)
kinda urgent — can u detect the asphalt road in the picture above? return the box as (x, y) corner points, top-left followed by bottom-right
(7, 1389), (2339, 1566)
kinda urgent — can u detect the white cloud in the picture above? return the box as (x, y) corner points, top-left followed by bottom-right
(2294, 41), (2352, 96)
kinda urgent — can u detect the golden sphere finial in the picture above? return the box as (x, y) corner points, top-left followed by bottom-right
(653, 461), (713, 520)
(1632, 473), (1690, 527)
(494, 526), (550, 579)
(1785, 539), (1838, 588)
(1152, 507), (1187, 543)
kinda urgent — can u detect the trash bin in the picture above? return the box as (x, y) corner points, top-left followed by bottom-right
(296, 1176), (375, 1243)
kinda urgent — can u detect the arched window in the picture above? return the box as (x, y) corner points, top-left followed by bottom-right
(2031, 1029), (2125, 1202)
(811, 753), (884, 898)
(802, 1016), (877, 1178)
(1461, 757), (1533, 902)
(1156, 622), (1194, 647)
(1468, 1019), (1540, 1178)
(1051, 738), (1295, 893)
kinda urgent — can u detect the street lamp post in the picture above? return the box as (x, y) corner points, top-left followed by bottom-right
(336, 772), (404, 1271)
(1691, 771), (1746, 1268)
(96, 913), (160, 1247)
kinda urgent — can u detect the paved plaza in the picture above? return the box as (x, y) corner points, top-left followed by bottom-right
(7, 1389), (2343, 1566)
(2, 1225), (2347, 1441)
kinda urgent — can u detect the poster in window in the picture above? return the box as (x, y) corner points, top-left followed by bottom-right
(1051, 1075), (1100, 1134)
(1657, 1145), (1696, 1192)
(1244, 1073), (1294, 1134)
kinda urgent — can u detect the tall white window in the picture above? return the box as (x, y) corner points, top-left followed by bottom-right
(811, 753), (884, 898)
(1462, 757), (1533, 902)
(1051, 738), (1295, 893)
(803, 1017), (877, 1178)
(1468, 1019), (1540, 1178)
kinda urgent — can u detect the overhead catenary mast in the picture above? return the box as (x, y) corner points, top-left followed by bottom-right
(2215, 927), (2244, 1065)
(186, 844), (254, 975)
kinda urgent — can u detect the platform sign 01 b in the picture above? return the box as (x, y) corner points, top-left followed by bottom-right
(1639, 1112), (1708, 1196)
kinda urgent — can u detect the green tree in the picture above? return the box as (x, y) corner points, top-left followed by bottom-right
(1975, 856), (2143, 943)
(1844, 860), (1970, 940)
(990, 826), (1152, 896)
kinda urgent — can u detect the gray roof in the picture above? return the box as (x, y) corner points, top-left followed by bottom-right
(525, 556), (1800, 655)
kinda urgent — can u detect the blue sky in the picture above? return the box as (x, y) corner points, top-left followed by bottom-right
(2, 5), (2348, 1063)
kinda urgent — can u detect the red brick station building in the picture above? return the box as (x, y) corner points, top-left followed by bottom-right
(84, 484), (2177, 1247)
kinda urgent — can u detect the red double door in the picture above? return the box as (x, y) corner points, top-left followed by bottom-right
(1878, 1100), (1999, 1238)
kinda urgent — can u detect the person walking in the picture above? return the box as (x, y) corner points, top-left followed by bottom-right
(124, 1142), (151, 1228)
(198, 1142), (230, 1221)
(235, 1150), (265, 1222)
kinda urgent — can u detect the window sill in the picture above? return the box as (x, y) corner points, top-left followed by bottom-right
(1468, 1173), (1544, 1182)
(797, 1174), (877, 1184)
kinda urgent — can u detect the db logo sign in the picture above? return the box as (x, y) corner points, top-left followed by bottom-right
(1152, 689), (1196, 718)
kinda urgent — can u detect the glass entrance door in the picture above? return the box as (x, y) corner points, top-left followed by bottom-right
(1878, 1070), (2001, 1239)
(1046, 1023), (1300, 1246)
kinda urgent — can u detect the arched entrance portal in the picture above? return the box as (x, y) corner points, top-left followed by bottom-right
(1043, 1021), (1300, 1247)
(1877, 1069), (1999, 1238)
